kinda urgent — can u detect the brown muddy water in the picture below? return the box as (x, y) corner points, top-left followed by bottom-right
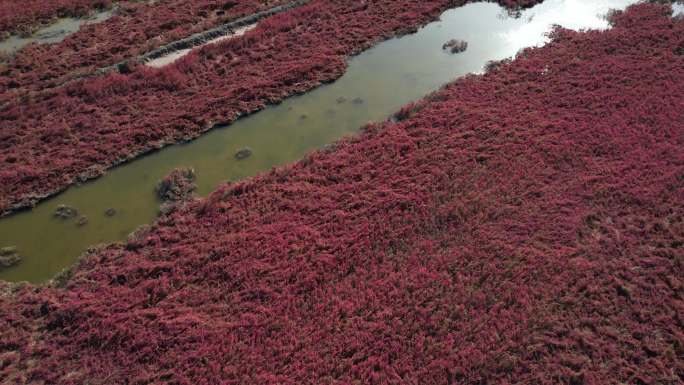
(0, 9), (115, 56)
(0, 0), (644, 283)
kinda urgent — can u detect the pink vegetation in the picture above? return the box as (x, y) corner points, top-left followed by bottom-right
(1, 3), (683, 384)
(0, 0), (541, 216)
(0, 0), (291, 96)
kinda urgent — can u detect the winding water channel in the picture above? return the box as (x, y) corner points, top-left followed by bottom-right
(0, 0), (645, 282)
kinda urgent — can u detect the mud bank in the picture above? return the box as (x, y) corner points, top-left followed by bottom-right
(0, 0), (543, 217)
(1, 3), (682, 383)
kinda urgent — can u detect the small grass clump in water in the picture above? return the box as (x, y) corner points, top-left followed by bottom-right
(155, 167), (197, 203)
(442, 38), (468, 53)
(0, 246), (21, 270)
(53, 204), (78, 219)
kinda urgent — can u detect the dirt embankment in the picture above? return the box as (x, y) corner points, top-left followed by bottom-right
(0, 3), (682, 384)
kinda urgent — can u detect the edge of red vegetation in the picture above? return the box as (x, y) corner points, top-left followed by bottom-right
(0, 0), (542, 217)
(0, 0), (295, 97)
(0, 0), (114, 37)
(1, 3), (683, 384)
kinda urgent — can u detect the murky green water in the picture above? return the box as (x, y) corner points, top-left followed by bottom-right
(0, 9), (114, 55)
(0, 0), (641, 282)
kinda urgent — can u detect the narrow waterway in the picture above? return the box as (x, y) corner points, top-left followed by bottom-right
(0, 8), (115, 55)
(0, 0), (643, 282)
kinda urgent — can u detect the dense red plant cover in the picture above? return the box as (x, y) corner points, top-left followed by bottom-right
(0, 0), (292, 97)
(0, 0), (114, 37)
(0, 0), (542, 99)
(0, 0), (541, 216)
(1, 3), (683, 384)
